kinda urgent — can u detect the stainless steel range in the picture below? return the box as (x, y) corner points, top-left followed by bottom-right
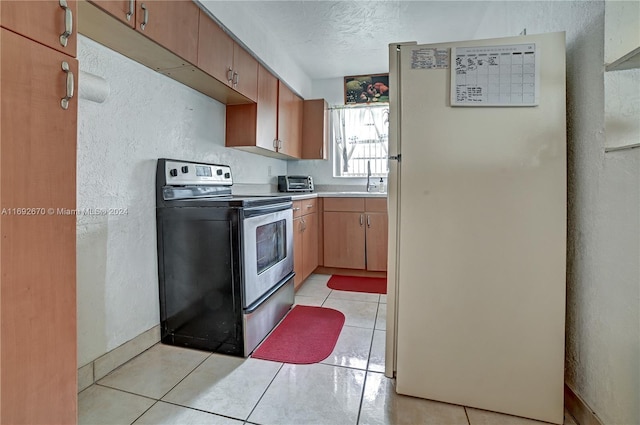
(155, 159), (294, 356)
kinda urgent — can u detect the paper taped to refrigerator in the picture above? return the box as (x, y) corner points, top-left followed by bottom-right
(451, 43), (539, 106)
(411, 48), (449, 69)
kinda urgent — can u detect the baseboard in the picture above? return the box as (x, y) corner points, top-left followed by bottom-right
(565, 384), (604, 425)
(314, 266), (387, 278)
(77, 325), (161, 392)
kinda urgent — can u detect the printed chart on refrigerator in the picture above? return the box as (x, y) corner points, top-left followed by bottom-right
(451, 43), (539, 107)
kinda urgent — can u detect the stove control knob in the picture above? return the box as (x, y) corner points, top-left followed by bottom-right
(181, 166), (189, 173)
(216, 169), (223, 176)
(169, 169), (178, 177)
(224, 172), (231, 179)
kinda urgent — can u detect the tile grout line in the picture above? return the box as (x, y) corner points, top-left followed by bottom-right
(244, 362), (286, 423)
(156, 351), (214, 400)
(464, 406), (472, 425)
(118, 349), (217, 424)
(159, 398), (250, 423)
(355, 297), (381, 425)
(128, 399), (160, 425)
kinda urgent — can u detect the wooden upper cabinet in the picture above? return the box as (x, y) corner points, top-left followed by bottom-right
(256, 65), (278, 151)
(277, 81), (302, 158)
(225, 64), (276, 152)
(232, 43), (258, 101)
(0, 0), (77, 57)
(88, 0), (135, 28)
(302, 99), (329, 160)
(135, 0), (199, 65)
(197, 10), (233, 85)
(198, 11), (257, 101)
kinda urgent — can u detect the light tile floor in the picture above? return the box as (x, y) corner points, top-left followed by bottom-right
(79, 273), (578, 425)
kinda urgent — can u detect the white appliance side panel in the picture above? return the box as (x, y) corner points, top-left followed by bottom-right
(394, 32), (566, 424)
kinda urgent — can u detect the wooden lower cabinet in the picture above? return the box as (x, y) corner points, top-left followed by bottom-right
(301, 211), (319, 279)
(323, 197), (388, 271)
(293, 216), (304, 288)
(365, 212), (388, 271)
(323, 211), (366, 269)
(1, 28), (77, 424)
(293, 199), (319, 289)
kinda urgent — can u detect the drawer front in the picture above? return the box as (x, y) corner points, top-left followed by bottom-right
(323, 197), (365, 212)
(292, 200), (303, 218)
(301, 198), (317, 215)
(365, 198), (387, 213)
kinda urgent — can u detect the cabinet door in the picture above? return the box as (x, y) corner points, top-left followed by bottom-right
(136, 0), (199, 65)
(302, 99), (329, 159)
(277, 81), (302, 158)
(323, 211), (366, 269)
(197, 10), (233, 86)
(293, 217), (304, 290)
(256, 65), (278, 151)
(1, 0), (77, 57)
(366, 213), (388, 271)
(232, 43), (258, 101)
(1, 28), (77, 424)
(302, 212), (319, 279)
(89, 0), (135, 28)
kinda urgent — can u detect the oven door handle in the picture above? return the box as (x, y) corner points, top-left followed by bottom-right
(244, 272), (295, 314)
(243, 201), (293, 218)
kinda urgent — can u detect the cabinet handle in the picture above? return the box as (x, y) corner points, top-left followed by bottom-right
(126, 0), (134, 21)
(319, 147), (322, 157)
(140, 3), (148, 30)
(302, 218), (306, 231)
(293, 207), (301, 211)
(59, 0), (73, 47)
(60, 61), (74, 110)
(306, 204), (313, 209)
(232, 71), (239, 88)
(227, 68), (234, 83)
(360, 214), (364, 226)
(279, 140), (283, 149)
(367, 215), (371, 228)
(273, 139), (278, 149)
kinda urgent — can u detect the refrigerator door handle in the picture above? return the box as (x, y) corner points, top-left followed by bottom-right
(388, 154), (402, 162)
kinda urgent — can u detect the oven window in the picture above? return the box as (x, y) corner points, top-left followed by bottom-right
(256, 219), (287, 274)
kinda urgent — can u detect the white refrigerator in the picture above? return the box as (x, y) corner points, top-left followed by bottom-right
(386, 32), (566, 424)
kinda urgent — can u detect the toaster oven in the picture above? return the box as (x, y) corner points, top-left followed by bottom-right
(278, 175), (314, 192)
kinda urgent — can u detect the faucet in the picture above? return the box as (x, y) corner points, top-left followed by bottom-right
(366, 160), (374, 192)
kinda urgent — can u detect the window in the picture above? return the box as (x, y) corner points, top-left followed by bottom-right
(331, 105), (389, 178)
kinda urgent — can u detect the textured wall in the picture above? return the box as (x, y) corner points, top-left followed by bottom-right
(77, 36), (288, 366)
(198, 0), (312, 98)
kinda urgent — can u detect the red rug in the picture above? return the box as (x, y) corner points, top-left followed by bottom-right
(327, 275), (387, 294)
(252, 305), (345, 364)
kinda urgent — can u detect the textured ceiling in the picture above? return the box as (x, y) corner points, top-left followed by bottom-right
(203, 1), (493, 80)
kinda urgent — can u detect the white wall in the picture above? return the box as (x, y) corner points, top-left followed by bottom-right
(76, 36), (288, 367)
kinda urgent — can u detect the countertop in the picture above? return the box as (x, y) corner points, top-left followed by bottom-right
(287, 192), (387, 200)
